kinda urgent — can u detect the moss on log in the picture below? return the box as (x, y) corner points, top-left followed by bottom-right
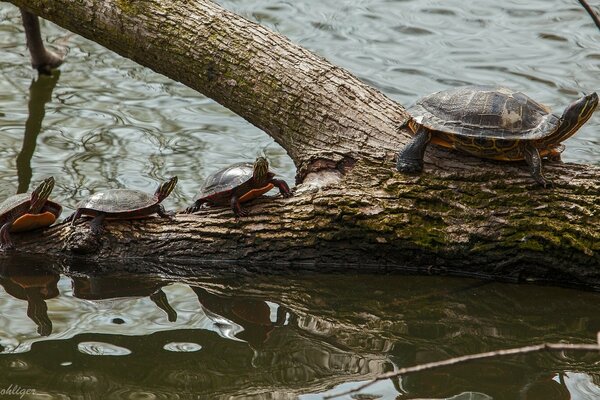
(4, 0), (600, 285)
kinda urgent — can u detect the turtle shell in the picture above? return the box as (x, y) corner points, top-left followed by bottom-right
(78, 189), (157, 213)
(0, 193), (62, 232)
(0, 193), (31, 217)
(195, 162), (255, 201)
(408, 85), (560, 140)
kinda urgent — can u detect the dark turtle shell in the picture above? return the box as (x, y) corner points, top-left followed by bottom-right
(195, 162), (255, 200)
(408, 85), (560, 140)
(0, 194), (62, 232)
(0, 193), (34, 217)
(77, 189), (158, 213)
(0, 193), (62, 218)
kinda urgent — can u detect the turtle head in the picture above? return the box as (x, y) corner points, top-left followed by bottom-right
(554, 92), (598, 143)
(253, 157), (269, 182)
(155, 176), (178, 202)
(29, 177), (55, 214)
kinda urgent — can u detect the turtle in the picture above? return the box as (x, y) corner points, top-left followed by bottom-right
(396, 85), (599, 187)
(184, 157), (292, 217)
(65, 176), (178, 234)
(0, 177), (62, 251)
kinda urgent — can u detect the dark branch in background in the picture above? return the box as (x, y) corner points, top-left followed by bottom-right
(578, 0), (600, 30)
(324, 337), (600, 399)
(20, 9), (64, 73)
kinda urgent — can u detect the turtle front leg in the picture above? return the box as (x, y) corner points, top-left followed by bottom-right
(0, 222), (15, 251)
(396, 127), (432, 173)
(183, 200), (206, 214)
(231, 195), (248, 217)
(156, 204), (175, 218)
(64, 209), (83, 225)
(20, 10), (63, 75)
(523, 144), (552, 188)
(271, 179), (292, 198)
(89, 214), (106, 235)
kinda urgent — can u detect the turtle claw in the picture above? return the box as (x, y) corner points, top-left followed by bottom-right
(235, 208), (249, 218)
(0, 243), (15, 252)
(396, 159), (424, 173)
(183, 201), (206, 214)
(89, 215), (106, 235)
(0, 244), (15, 252)
(157, 206), (175, 219)
(90, 224), (106, 235)
(533, 176), (554, 189)
(183, 206), (198, 214)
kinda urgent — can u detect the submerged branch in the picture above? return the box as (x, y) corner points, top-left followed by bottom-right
(325, 338), (600, 399)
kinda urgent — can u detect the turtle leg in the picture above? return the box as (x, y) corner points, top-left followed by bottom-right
(89, 214), (106, 235)
(156, 204), (174, 218)
(0, 222), (15, 251)
(396, 127), (432, 173)
(547, 145), (564, 163)
(271, 179), (292, 198)
(183, 200), (206, 214)
(231, 195), (248, 217)
(64, 209), (83, 225)
(523, 144), (552, 188)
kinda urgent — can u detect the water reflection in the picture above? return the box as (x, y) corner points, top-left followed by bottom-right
(16, 70), (61, 193)
(0, 259), (598, 398)
(192, 286), (287, 348)
(0, 262), (58, 336)
(72, 274), (178, 323)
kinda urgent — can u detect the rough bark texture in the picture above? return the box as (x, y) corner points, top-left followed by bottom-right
(5, 0), (600, 285)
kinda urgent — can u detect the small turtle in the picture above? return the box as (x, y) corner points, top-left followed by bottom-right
(184, 157), (291, 217)
(65, 177), (178, 234)
(0, 177), (62, 251)
(396, 85), (598, 187)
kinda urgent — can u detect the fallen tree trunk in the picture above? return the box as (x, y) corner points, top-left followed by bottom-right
(6, 0), (600, 284)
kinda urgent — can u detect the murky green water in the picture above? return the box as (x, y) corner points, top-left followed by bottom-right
(1, 0), (599, 398)
(1, 260), (600, 399)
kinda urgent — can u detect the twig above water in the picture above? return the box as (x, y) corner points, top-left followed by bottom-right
(578, 0), (600, 30)
(324, 339), (600, 399)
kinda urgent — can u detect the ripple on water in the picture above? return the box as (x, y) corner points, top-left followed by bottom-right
(77, 341), (132, 356)
(391, 24), (434, 36)
(162, 342), (203, 352)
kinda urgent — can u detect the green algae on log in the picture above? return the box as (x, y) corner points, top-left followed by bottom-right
(6, 0), (600, 286)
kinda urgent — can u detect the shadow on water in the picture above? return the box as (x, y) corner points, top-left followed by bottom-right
(16, 70), (61, 194)
(0, 255), (599, 399)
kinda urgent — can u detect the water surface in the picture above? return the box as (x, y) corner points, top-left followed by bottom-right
(0, 1), (599, 398)
(1, 259), (599, 399)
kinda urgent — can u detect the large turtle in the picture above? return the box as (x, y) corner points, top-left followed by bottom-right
(184, 157), (291, 217)
(65, 177), (178, 234)
(396, 85), (598, 187)
(0, 177), (62, 251)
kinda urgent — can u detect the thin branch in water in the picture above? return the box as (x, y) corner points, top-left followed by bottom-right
(324, 341), (600, 399)
(578, 0), (600, 30)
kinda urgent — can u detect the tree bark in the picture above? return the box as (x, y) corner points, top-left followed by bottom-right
(6, 0), (600, 285)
